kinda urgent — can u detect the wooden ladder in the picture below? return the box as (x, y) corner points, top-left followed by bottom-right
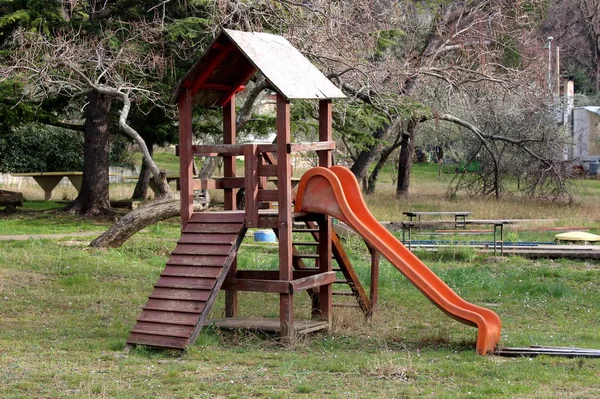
(291, 219), (372, 318)
(127, 212), (246, 350)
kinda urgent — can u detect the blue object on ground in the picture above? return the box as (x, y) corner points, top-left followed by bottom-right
(254, 230), (277, 242)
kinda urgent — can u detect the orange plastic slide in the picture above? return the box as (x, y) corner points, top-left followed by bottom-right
(295, 166), (501, 355)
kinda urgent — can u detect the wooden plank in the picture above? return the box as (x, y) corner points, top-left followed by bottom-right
(172, 243), (233, 256)
(256, 144), (277, 153)
(155, 276), (216, 290)
(288, 141), (335, 154)
(206, 317), (329, 333)
(330, 228), (372, 316)
(223, 96), (237, 211)
(136, 310), (199, 325)
(131, 322), (195, 338)
(257, 164), (278, 177)
(188, 224), (247, 345)
(257, 216), (279, 229)
(235, 270), (321, 280)
(183, 223), (244, 234)
(144, 299), (205, 313)
(191, 178), (245, 190)
(178, 88), (194, 223)
(149, 287), (211, 301)
(277, 94), (294, 341)
(189, 42), (236, 96)
(191, 144), (245, 156)
(257, 189), (279, 202)
(167, 254), (227, 267)
(403, 211), (472, 216)
(244, 144), (259, 228)
(222, 278), (291, 293)
(188, 212), (245, 223)
(162, 265), (223, 278)
(127, 332), (188, 349)
(292, 272), (336, 292)
(178, 233), (238, 245)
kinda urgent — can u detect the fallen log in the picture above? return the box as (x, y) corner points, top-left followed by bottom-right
(0, 189), (24, 207)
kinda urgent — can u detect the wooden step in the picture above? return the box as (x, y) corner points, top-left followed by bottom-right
(127, 214), (247, 350)
(332, 291), (356, 296)
(149, 288), (211, 301)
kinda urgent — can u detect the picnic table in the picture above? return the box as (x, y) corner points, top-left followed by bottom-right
(12, 172), (83, 200)
(400, 219), (515, 255)
(402, 211), (472, 228)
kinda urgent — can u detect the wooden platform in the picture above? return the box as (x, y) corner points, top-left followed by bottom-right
(206, 317), (329, 334)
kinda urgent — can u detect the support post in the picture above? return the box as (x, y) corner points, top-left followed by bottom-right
(277, 94), (294, 343)
(178, 88), (194, 224)
(317, 100), (333, 324)
(223, 95), (238, 317)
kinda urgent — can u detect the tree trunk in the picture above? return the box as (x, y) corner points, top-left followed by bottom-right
(396, 118), (419, 198)
(350, 126), (387, 191)
(90, 194), (178, 248)
(131, 138), (154, 199)
(67, 91), (112, 215)
(365, 142), (402, 195)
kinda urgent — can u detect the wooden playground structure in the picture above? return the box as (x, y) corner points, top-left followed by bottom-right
(126, 29), (377, 350)
(126, 29), (502, 355)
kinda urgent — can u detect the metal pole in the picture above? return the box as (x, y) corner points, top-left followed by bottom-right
(547, 37), (554, 94)
(556, 46), (561, 97)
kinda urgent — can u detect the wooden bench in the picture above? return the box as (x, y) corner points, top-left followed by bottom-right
(400, 219), (515, 255)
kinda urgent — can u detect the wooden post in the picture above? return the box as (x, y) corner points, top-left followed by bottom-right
(244, 144), (259, 227)
(277, 94), (294, 342)
(317, 100), (333, 324)
(223, 95), (238, 317)
(368, 244), (380, 314)
(223, 95), (237, 210)
(178, 88), (194, 224)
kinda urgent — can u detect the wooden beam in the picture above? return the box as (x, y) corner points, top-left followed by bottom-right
(257, 189), (279, 202)
(178, 88), (194, 223)
(189, 43), (236, 97)
(217, 61), (257, 106)
(222, 278), (290, 293)
(287, 141), (336, 154)
(244, 144), (259, 227)
(277, 94), (294, 341)
(192, 144), (245, 157)
(257, 164), (278, 177)
(291, 272), (336, 292)
(235, 270), (322, 280)
(191, 177), (245, 191)
(223, 95), (237, 211)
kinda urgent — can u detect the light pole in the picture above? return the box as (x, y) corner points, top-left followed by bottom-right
(547, 36), (554, 93)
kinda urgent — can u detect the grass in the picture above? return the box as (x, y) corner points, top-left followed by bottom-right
(2, 160), (600, 397)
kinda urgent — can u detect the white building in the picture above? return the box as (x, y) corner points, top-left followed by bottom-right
(572, 106), (600, 161)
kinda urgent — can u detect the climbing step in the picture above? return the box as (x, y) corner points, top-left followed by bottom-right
(127, 211), (247, 350)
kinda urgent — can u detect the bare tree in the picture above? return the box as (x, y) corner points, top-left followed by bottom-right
(546, 0), (600, 93)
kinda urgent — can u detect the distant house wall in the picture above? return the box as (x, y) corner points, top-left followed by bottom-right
(572, 107), (600, 159)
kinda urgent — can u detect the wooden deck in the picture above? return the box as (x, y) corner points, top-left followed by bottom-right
(205, 317), (329, 334)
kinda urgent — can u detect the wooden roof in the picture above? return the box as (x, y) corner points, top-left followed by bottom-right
(170, 29), (346, 107)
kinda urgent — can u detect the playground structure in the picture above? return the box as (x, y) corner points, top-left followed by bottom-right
(126, 29), (501, 355)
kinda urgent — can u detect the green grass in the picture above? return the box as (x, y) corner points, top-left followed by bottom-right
(2, 161), (600, 397)
(1, 217), (600, 397)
